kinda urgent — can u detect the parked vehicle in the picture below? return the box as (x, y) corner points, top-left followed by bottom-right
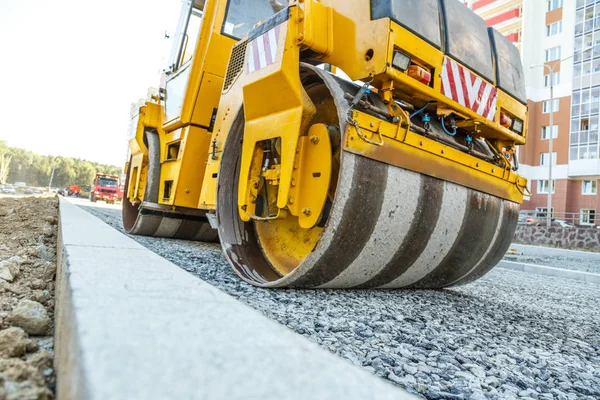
(1, 185), (16, 194)
(68, 185), (81, 197)
(90, 174), (120, 204)
(518, 214), (534, 225)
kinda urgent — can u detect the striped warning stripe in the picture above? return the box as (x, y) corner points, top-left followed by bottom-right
(246, 23), (284, 74)
(441, 57), (498, 121)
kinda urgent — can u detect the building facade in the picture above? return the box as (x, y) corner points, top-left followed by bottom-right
(465, 0), (599, 226)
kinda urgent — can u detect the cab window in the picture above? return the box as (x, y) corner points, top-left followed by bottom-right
(222, 0), (288, 40)
(169, 0), (205, 73)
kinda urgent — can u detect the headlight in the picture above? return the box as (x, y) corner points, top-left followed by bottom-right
(392, 51), (411, 71)
(511, 118), (524, 134)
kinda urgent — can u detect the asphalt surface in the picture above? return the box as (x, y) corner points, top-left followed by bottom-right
(78, 201), (600, 400)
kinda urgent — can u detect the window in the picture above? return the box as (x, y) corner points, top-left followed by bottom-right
(582, 180), (598, 194)
(545, 47), (561, 62)
(542, 125), (559, 139)
(537, 180), (555, 194)
(580, 209), (596, 225)
(180, 8), (203, 66)
(543, 99), (560, 113)
(547, 0), (563, 12)
(540, 152), (557, 166)
(546, 21), (563, 36)
(544, 72), (560, 87)
(222, 0), (290, 40)
(168, 3), (204, 73)
(570, 87), (600, 160)
(96, 177), (118, 188)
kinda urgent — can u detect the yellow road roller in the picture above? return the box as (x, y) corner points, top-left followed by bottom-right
(124, 0), (529, 289)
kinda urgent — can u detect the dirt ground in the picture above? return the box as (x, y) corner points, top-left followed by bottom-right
(0, 197), (57, 399)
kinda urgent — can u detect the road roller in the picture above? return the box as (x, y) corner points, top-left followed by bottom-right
(124, 0), (529, 288)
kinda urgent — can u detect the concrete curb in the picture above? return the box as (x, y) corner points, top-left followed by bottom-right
(54, 198), (415, 400)
(497, 260), (600, 284)
(510, 243), (600, 260)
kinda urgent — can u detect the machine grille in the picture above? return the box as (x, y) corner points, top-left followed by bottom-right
(223, 40), (247, 92)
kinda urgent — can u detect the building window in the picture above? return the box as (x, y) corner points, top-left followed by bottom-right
(582, 180), (598, 195)
(570, 144), (599, 160)
(570, 86), (599, 160)
(544, 72), (560, 87)
(546, 21), (563, 36)
(547, 0), (563, 12)
(580, 209), (596, 225)
(543, 99), (560, 113)
(540, 152), (557, 166)
(537, 180), (555, 194)
(542, 125), (558, 139)
(545, 47), (561, 62)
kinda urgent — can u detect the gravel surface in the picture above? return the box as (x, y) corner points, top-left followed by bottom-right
(503, 254), (600, 274)
(82, 204), (600, 400)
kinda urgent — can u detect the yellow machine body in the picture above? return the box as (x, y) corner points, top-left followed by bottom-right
(124, 0), (530, 289)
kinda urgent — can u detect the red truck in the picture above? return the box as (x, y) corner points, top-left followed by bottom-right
(90, 174), (120, 204)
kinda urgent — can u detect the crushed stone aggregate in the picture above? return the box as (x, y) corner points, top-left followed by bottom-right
(82, 205), (600, 400)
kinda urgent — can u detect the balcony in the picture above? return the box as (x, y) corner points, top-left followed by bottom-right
(568, 159), (600, 178)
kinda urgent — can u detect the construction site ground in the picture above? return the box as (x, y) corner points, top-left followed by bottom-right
(0, 197), (57, 399)
(71, 197), (600, 400)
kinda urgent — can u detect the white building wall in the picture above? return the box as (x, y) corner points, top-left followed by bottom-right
(523, 0), (575, 103)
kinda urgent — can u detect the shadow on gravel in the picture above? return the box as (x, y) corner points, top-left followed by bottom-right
(79, 205), (600, 400)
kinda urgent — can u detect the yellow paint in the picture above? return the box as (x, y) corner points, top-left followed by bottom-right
(237, 11), (319, 220)
(288, 124), (332, 228)
(158, 125), (212, 208)
(254, 216), (323, 276)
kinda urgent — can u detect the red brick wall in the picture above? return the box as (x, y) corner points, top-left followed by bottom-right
(566, 180), (600, 216)
(526, 179), (568, 214)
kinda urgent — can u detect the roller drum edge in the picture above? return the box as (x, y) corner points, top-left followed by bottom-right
(125, 209), (219, 242)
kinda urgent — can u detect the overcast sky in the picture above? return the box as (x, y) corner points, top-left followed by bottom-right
(0, 0), (180, 166)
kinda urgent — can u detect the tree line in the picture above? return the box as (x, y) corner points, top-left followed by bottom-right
(0, 141), (122, 188)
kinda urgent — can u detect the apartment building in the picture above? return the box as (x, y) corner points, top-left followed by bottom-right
(465, 0), (599, 226)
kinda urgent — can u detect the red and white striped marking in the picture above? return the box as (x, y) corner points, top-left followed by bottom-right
(247, 23), (285, 74)
(441, 57), (497, 121)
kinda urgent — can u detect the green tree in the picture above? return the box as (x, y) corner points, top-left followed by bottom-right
(1, 143), (121, 188)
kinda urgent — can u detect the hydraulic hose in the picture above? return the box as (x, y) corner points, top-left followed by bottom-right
(440, 116), (457, 137)
(410, 102), (429, 119)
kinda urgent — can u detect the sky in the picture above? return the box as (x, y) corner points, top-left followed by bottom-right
(0, 0), (181, 166)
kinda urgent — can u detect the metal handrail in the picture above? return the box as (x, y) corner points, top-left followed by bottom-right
(519, 210), (599, 227)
